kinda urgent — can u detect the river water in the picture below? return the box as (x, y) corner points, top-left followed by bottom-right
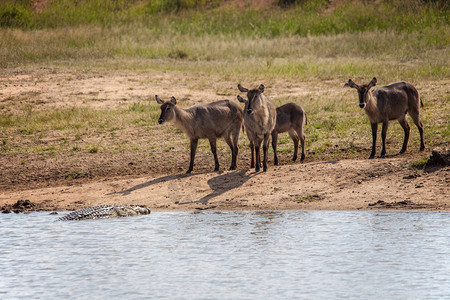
(1, 211), (449, 299)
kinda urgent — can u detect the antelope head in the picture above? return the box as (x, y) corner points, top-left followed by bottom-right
(237, 84), (265, 114)
(344, 77), (377, 109)
(155, 95), (177, 124)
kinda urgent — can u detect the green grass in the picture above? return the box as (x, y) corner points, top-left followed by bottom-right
(1, 27), (447, 80)
(0, 103), (160, 132)
(65, 170), (86, 179)
(1, 0), (447, 34)
(0, 102), (163, 155)
(409, 157), (430, 169)
(1, 0), (448, 70)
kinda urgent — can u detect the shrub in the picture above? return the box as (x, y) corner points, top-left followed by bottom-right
(0, 3), (32, 27)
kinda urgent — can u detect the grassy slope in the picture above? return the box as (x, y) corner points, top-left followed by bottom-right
(0, 0), (449, 180)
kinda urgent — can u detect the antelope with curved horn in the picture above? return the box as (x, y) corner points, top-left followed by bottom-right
(237, 84), (276, 172)
(156, 95), (243, 173)
(344, 77), (425, 159)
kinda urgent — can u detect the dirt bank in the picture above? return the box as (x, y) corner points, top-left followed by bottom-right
(1, 157), (448, 212)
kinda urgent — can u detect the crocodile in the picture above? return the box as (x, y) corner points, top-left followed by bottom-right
(57, 205), (151, 221)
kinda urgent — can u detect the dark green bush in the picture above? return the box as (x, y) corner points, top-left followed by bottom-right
(0, 3), (32, 27)
(278, 0), (298, 7)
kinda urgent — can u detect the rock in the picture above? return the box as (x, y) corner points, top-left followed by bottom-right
(403, 174), (420, 180)
(368, 200), (427, 209)
(368, 200), (386, 206)
(1, 200), (35, 213)
(13, 200), (34, 210)
(426, 147), (450, 168)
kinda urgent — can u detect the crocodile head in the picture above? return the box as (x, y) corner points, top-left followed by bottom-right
(113, 205), (151, 217)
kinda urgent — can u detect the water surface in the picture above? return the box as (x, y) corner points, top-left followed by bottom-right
(1, 211), (449, 299)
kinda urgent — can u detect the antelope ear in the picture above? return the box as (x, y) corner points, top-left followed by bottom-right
(344, 79), (357, 89)
(155, 95), (164, 104)
(258, 84), (265, 93)
(237, 95), (246, 103)
(238, 84), (248, 93)
(368, 77), (377, 88)
(170, 96), (177, 105)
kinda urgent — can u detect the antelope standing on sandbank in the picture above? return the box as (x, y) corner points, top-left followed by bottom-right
(344, 77), (425, 159)
(156, 95), (243, 173)
(237, 84), (276, 172)
(272, 103), (307, 165)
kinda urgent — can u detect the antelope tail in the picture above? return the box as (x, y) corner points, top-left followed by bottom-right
(420, 97), (424, 108)
(304, 112), (308, 125)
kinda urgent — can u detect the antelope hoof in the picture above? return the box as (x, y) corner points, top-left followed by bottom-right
(300, 154), (305, 162)
(186, 169), (193, 174)
(420, 146), (425, 151)
(274, 160), (279, 166)
(369, 155), (375, 159)
(379, 154), (386, 158)
(229, 165), (236, 171)
(263, 167), (267, 172)
(292, 155), (297, 162)
(255, 166), (260, 172)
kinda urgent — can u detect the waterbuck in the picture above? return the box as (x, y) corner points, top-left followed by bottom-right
(344, 77), (425, 159)
(237, 84), (276, 172)
(272, 103), (307, 165)
(156, 95), (243, 173)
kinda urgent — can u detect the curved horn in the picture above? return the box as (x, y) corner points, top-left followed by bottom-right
(238, 84), (248, 93)
(155, 95), (164, 104)
(368, 77), (377, 89)
(237, 95), (246, 103)
(344, 79), (358, 89)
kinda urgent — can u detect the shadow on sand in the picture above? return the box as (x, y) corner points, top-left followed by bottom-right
(106, 172), (206, 196)
(178, 169), (259, 205)
(108, 168), (261, 205)
(308, 160), (338, 166)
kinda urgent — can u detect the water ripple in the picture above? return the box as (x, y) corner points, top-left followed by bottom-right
(0, 211), (449, 299)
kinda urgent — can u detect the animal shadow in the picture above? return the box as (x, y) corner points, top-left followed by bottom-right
(107, 173), (203, 196)
(179, 169), (257, 205)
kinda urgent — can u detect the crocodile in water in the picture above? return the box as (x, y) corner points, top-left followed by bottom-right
(57, 205), (151, 221)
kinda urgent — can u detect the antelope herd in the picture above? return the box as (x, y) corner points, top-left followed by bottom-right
(156, 79), (424, 173)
